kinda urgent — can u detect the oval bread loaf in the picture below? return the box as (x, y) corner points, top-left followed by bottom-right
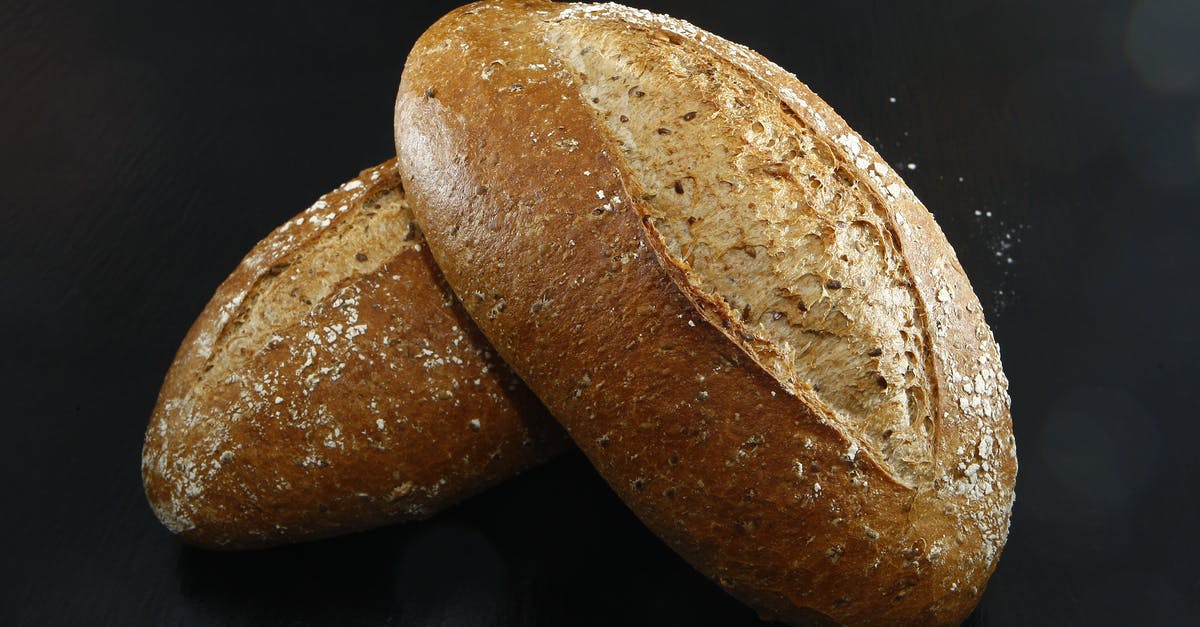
(395, 2), (1016, 623)
(142, 160), (567, 549)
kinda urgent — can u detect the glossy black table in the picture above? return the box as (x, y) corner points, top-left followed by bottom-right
(4, 1), (1198, 624)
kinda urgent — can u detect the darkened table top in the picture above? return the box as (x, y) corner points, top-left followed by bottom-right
(3, 1), (1198, 624)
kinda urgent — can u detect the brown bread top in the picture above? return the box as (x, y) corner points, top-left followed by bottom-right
(395, 2), (1016, 624)
(142, 160), (566, 549)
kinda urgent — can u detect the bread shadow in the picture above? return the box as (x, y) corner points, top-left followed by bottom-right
(173, 452), (771, 626)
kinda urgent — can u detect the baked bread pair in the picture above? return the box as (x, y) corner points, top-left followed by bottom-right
(145, 2), (1015, 623)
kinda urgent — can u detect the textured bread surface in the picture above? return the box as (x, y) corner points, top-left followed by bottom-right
(142, 160), (566, 549)
(549, 19), (935, 486)
(395, 2), (1016, 624)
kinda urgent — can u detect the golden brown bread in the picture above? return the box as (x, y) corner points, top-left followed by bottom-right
(394, 2), (1016, 623)
(142, 160), (567, 549)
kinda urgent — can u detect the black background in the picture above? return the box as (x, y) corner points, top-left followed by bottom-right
(3, 0), (1199, 624)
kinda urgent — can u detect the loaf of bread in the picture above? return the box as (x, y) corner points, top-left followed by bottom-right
(142, 160), (566, 549)
(395, 2), (1016, 623)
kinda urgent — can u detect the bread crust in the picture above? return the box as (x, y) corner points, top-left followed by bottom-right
(395, 2), (1016, 623)
(142, 160), (566, 549)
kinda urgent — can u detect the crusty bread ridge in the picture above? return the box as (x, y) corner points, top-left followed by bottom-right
(142, 160), (567, 549)
(395, 2), (1016, 624)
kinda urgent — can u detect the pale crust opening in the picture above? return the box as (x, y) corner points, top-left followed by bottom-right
(548, 16), (934, 485)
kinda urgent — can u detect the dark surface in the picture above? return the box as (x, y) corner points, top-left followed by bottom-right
(2, 0), (1198, 625)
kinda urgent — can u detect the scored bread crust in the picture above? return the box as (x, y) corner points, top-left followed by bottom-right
(395, 2), (1016, 624)
(142, 160), (566, 549)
